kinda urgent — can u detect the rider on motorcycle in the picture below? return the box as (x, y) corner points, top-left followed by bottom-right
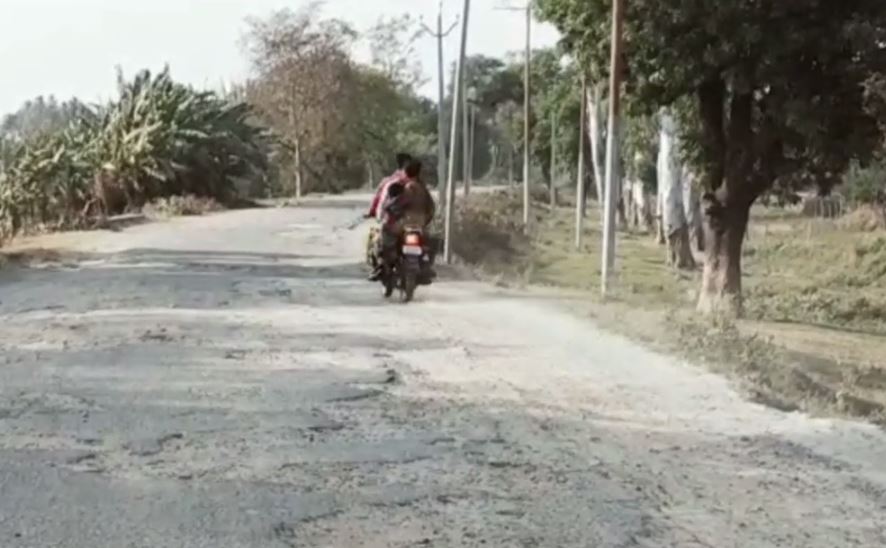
(369, 158), (435, 281)
(366, 154), (411, 279)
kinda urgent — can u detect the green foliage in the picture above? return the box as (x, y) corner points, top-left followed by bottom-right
(538, 0), (886, 200)
(623, 114), (658, 193)
(243, 7), (436, 195)
(446, 48), (584, 184)
(0, 68), (271, 242)
(842, 160), (886, 205)
(144, 195), (224, 218)
(1, 96), (94, 141)
(529, 48), (581, 185)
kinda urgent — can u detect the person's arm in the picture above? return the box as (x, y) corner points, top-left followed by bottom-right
(367, 181), (385, 217)
(424, 187), (436, 225)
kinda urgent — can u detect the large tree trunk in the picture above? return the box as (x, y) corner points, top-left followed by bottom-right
(489, 145), (500, 182)
(694, 83), (763, 316)
(698, 195), (749, 315)
(628, 177), (655, 234)
(657, 112), (695, 269)
(366, 160), (374, 189)
(586, 83), (606, 205)
(617, 196), (627, 229)
(624, 176), (638, 228)
(294, 135), (303, 200)
(682, 167), (705, 253)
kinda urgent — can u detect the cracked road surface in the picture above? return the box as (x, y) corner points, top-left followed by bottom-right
(1, 197), (886, 547)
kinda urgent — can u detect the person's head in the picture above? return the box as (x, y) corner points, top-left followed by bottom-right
(387, 181), (405, 198)
(404, 159), (423, 181)
(395, 153), (413, 170)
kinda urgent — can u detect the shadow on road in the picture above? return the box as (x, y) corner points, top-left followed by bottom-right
(0, 246), (419, 311)
(282, 198), (368, 210)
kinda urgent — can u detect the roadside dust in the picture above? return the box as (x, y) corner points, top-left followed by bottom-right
(455, 189), (886, 425)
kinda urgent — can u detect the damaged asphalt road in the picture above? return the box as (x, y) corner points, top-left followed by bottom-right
(1, 199), (885, 547)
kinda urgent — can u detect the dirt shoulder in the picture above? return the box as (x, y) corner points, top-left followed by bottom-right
(451, 188), (886, 425)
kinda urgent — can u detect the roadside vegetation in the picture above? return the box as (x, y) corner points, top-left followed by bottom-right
(0, 69), (270, 243)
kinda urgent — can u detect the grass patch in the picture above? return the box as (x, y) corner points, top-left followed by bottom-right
(143, 195), (224, 218)
(453, 190), (694, 304)
(453, 188), (886, 423)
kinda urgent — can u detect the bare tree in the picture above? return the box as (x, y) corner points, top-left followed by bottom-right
(368, 15), (426, 91)
(243, 6), (358, 197)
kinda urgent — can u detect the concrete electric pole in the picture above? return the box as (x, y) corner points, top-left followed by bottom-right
(600, 0), (625, 296)
(497, 3), (532, 231)
(421, 2), (459, 208)
(443, 0), (471, 264)
(575, 73), (587, 250)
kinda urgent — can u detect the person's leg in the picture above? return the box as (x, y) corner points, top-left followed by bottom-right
(369, 225), (399, 281)
(368, 226), (385, 281)
(366, 228), (377, 267)
(422, 233), (438, 282)
(381, 228), (400, 267)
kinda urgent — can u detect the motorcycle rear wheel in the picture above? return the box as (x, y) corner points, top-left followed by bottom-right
(401, 272), (417, 303)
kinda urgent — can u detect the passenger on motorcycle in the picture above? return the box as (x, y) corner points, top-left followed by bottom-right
(367, 153), (412, 221)
(369, 159), (435, 282)
(366, 154), (412, 279)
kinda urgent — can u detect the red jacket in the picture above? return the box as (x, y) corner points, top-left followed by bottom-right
(368, 170), (406, 219)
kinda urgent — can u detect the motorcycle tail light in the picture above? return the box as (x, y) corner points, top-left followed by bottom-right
(404, 233), (422, 246)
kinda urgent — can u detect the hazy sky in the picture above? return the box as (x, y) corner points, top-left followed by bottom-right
(0, 0), (560, 115)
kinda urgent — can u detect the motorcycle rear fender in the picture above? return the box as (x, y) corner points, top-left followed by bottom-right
(401, 255), (422, 272)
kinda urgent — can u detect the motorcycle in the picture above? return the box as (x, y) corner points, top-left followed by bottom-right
(379, 225), (435, 303)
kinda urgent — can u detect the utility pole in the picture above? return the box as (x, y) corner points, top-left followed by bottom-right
(601, 0), (625, 296)
(575, 73), (587, 250)
(462, 80), (470, 195)
(421, 3), (458, 208)
(467, 103), (476, 195)
(523, 4), (531, 229)
(443, 0), (471, 264)
(550, 109), (557, 207)
(497, 3), (532, 231)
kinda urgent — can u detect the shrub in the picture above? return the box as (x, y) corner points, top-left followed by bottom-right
(0, 68), (272, 242)
(842, 160), (886, 205)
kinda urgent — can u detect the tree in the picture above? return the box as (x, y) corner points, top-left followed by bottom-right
(440, 55), (522, 182)
(243, 7), (435, 196)
(528, 48), (581, 198)
(1, 96), (93, 142)
(367, 15), (425, 91)
(623, 113), (657, 233)
(243, 6), (358, 197)
(657, 111), (695, 269)
(538, 0), (886, 313)
(447, 50), (585, 189)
